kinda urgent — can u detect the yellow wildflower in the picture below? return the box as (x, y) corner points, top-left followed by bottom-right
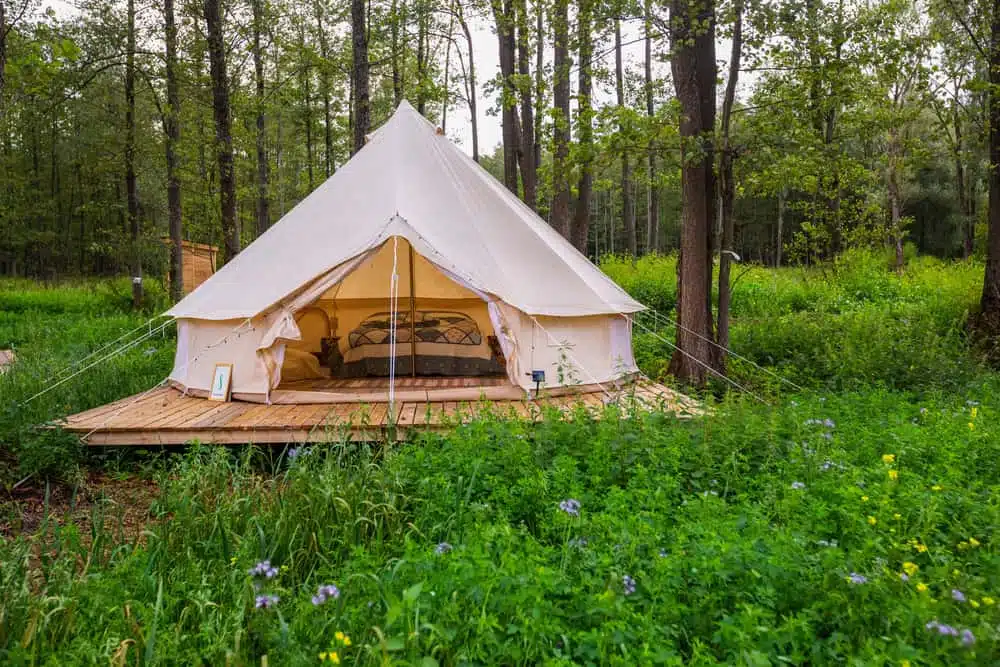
(970, 600), (980, 608)
(971, 406), (978, 419)
(343, 636), (352, 647)
(862, 495), (870, 502)
(916, 582), (928, 593)
(868, 516), (878, 526)
(882, 454), (896, 464)
(888, 470), (899, 480)
(969, 422), (975, 431)
(931, 485), (942, 492)
(983, 596), (995, 606)
(958, 541), (970, 551)
(902, 562), (919, 576)
(970, 537), (981, 548)
(335, 632), (344, 642)
(893, 513), (902, 520)
(901, 660), (911, 667)
(915, 542), (928, 553)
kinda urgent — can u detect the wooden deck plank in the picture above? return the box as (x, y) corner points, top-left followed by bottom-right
(62, 379), (698, 445)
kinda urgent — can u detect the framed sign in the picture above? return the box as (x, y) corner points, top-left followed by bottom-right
(209, 363), (234, 401)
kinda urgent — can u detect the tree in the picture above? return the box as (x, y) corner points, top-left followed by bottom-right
(204, 0), (239, 263)
(125, 0), (141, 307)
(571, 0), (593, 255)
(164, 0), (183, 301)
(351, 0), (369, 155)
(644, 0), (658, 253)
(516, 0), (537, 210)
(252, 0), (270, 237)
(550, 0), (571, 240)
(668, 0), (718, 385)
(492, 0), (521, 193)
(614, 17), (635, 257)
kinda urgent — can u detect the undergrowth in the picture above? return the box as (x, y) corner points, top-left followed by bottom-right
(1, 254), (998, 665)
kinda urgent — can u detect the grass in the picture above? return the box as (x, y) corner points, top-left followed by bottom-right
(1, 254), (998, 665)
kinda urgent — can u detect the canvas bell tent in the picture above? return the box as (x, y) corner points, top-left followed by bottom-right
(167, 101), (644, 404)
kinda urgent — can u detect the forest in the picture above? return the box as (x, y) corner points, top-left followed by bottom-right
(3, 0), (1000, 663)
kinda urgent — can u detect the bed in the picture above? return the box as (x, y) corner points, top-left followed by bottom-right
(330, 310), (504, 377)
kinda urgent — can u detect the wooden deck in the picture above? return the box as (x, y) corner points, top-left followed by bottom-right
(59, 379), (701, 446)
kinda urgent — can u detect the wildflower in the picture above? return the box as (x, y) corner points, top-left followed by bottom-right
(958, 540), (970, 550)
(902, 562), (919, 576)
(970, 599), (980, 608)
(318, 651), (340, 663)
(824, 418), (835, 428)
(900, 573), (909, 581)
(969, 537), (981, 548)
(931, 485), (942, 492)
(848, 572), (867, 585)
(982, 596), (995, 606)
(435, 542), (453, 555)
(568, 537), (589, 549)
(868, 516), (878, 526)
(622, 575), (636, 596)
(334, 631), (352, 646)
(893, 512), (902, 520)
(888, 470), (899, 481)
(255, 594), (279, 609)
(882, 454), (896, 464)
(961, 629), (975, 647)
(967, 400), (980, 407)
(559, 499), (581, 517)
(861, 495), (869, 502)
(916, 582), (929, 593)
(971, 407), (979, 419)
(817, 539), (838, 547)
(249, 560), (279, 579)
(791, 481), (806, 490)
(312, 584), (340, 606)
(658, 548), (668, 558)
(288, 447), (301, 459)
(901, 660), (911, 667)
(952, 589), (967, 603)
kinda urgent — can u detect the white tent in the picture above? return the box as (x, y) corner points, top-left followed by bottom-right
(167, 101), (644, 403)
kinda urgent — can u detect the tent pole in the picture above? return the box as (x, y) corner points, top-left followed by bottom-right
(408, 243), (417, 377)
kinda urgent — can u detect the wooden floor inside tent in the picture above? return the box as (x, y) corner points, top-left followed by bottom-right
(59, 378), (702, 446)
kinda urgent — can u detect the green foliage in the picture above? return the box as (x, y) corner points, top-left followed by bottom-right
(2, 260), (1000, 664)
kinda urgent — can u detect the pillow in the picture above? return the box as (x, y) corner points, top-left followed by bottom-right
(281, 347), (327, 382)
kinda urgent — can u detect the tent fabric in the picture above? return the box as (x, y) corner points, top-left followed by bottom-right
(167, 100), (643, 321)
(167, 101), (644, 402)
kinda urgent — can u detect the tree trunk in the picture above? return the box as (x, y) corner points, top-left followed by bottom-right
(205, 0), (239, 263)
(516, 0), (536, 211)
(416, 0), (428, 114)
(716, 0), (742, 358)
(571, 0), (593, 255)
(442, 6), (454, 131)
(550, 0), (571, 239)
(315, 0), (334, 178)
(533, 0), (543, 176)
(0, 0), (7, 109)
(252, 0), (270, 237)
(644, 0), (658, 254)
(980, 3), (1000, 330)
(887, 126), (904, 271)
(165, 0), (183, 301)
(615, 18), (635, 257)
(668, 0), (717, 386)
(455, 0), (478, 161)
(955, 96), (972, 259)
(391, 0), (402, 106)
(125, 0), (142, 307)
(299, 26), (314, 191)
(776, 186), (785, 267)
(493, 0), (521, 194)
(351, 0), (370, 155)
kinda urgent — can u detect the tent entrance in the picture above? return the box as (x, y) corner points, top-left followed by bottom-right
(275, 237), (516, 402)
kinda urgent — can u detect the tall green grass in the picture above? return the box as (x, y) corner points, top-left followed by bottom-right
(2, 257), (999, 664)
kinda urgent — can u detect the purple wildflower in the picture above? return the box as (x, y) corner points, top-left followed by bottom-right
(926, 620), (959, 637)
(791, 481), (806, 490)
(659, 548), (668, 558)
(848, 572), (867, 585)
(568, 537), (589, 549)
(952, 589), (967, 602)
(311, 584), (340, 606)
(900, 573), (909, 581)
(622, 575), (636, 596)
(435, 542), (453, 555)
(559, 499), (581, 517)
(255, 594), (279, 609)
(288, 447), (301, 459)
(961, 629), (976, 646)
(248, 560), (279, 579)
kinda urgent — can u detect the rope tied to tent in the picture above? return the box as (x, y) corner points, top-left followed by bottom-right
(387, 237), (401, 418)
